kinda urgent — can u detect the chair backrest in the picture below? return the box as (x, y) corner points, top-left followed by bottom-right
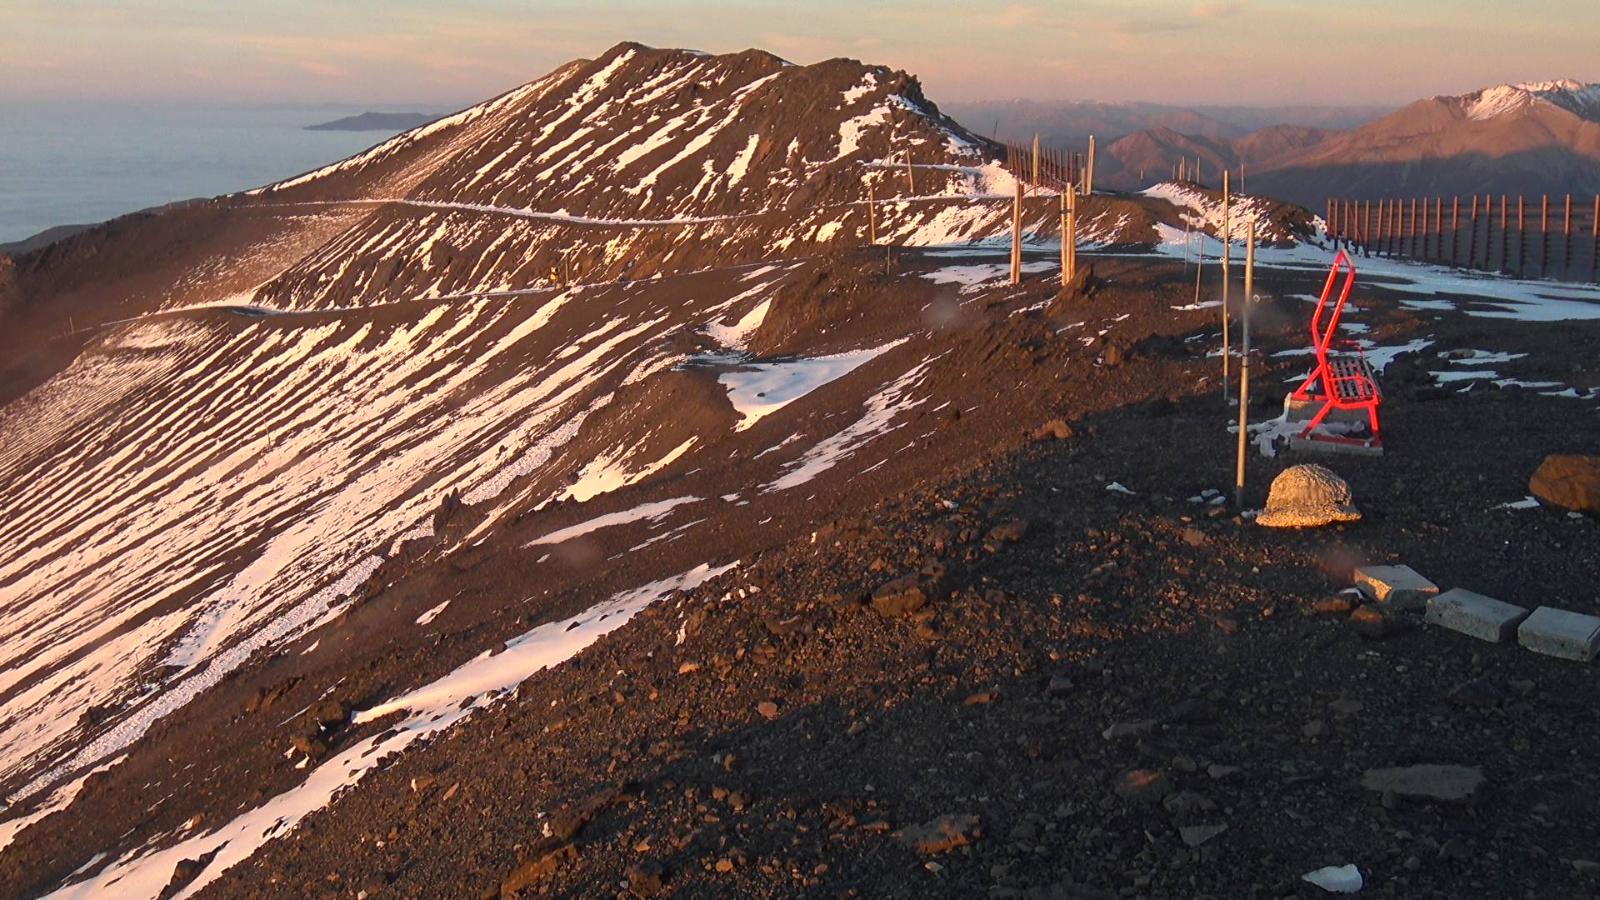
(1309, 250), (1357, 366)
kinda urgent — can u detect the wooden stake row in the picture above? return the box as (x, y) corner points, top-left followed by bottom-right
(1003, 136), (1095, 196)
(1324, 193), (1600, 282)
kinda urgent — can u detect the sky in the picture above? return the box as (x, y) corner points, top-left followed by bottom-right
(4, 0), (1598, 110)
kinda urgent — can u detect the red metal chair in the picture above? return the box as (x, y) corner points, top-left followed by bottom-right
(1290, 250), (1382, 448)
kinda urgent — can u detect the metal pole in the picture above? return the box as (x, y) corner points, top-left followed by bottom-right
(1221, 170), (1231, 402)
(866, 180), (877, 245)
(1059, 190), (1069, 288)
(1236, 220), (1255, 508)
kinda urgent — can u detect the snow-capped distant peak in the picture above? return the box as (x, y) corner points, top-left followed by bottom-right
(1458, 79), (1600, 122)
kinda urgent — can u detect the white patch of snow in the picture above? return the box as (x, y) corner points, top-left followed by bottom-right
(720, 340), (905, 431)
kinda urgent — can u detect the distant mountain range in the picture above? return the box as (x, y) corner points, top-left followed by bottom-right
(306, 111), (440, 131)
(942, 98), (1388, 147)
(950, 81), (1600, 205)
(1248, 79), (1600, 205)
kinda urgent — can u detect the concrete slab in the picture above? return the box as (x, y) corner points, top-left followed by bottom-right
(1425, 588), (1529, 642)
(1353, 565), (1439, 610)
(1517, 606), (1600, 662)
(1285, 435), (1384, 458)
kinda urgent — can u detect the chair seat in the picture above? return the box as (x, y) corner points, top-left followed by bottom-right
(1325, 356), (1379, 403)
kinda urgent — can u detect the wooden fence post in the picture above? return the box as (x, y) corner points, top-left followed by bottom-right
(1363, 199), (1376, 256)
(1540, 194), (1549, 277)
(1563, 194), (1572, 280)
(1468, 195), (1480, 269)
(1592, 194), (1600, 284)
(1517, 196), (1527, 276)
(1408, 198), (1418, 258)
(1449, 197), (1460, 266)
(1392, 198), (1402, 257)
(1440, 196), (1452, 261)
(905, 152), (916, 195)
(1086, 135), (1096, 195)
(1373, 199), (1385, 255)
(1483, 195), (1493, 269)
(1010, 180), (1023, 284)
(1032, 134), (1041, 187)
(1491, 193), (1504, 269)
(1326, 198), (1334, 243)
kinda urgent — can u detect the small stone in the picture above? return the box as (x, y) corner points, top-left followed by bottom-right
(500, 845), (576, 893)
(1311, 595), (1356, 615)
(1032, 419), (1073, 441)
(1328, 698), (1363, 717)
(1112, 769), (1171, 804)
(714, 858), (735, 873)
(871, 576), (931, 618)
(310, 699), (351, 729)
(1162, 791), (1214, 816)
(1302, 719), (1326, 738)
(1302, 864), (1363, 893)
(1437, 838), (1470, 860)
(626, 861), (666, 896)
(1044, 675), (1074, 697)
(987, 519), (1029, 544)
(893, 813), (981, 855)
(1213, 615), (1241, 635)
(756, 701), (780, 720)
(1206, 764), (1241, 780)
(1179, 823), (1227, 847)
(1352, 564), (1439, 610)
(1102, 720), (1156, 740)
(1180, 527), (1208, 547)
(1348, 605), (1412, 640)
(963, 691), (998, 706)
(1360, 765), (1483, 801)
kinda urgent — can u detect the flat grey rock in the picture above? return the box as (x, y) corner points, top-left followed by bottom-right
(1517, 606), (1600, 662)
(1361, 764), (1483, 800)
(1353, 564), (1439, 609)
(1426, 588), (1529, 642)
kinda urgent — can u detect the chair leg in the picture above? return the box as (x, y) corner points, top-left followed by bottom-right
(1301, 401), (1335, 437)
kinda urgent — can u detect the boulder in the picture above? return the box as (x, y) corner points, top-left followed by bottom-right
(1256, 464), (1361, 528)
(1529, 454), (1600, 514)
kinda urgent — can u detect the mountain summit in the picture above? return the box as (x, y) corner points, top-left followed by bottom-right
(1453, 79), (1600, 123)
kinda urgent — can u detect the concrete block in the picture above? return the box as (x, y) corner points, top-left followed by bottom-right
(1517, 607), (1600, 662)
(1283, 394), (1370, 426)
(1425, 588), (1529, 642)
(1353, 565), (1439, 610)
